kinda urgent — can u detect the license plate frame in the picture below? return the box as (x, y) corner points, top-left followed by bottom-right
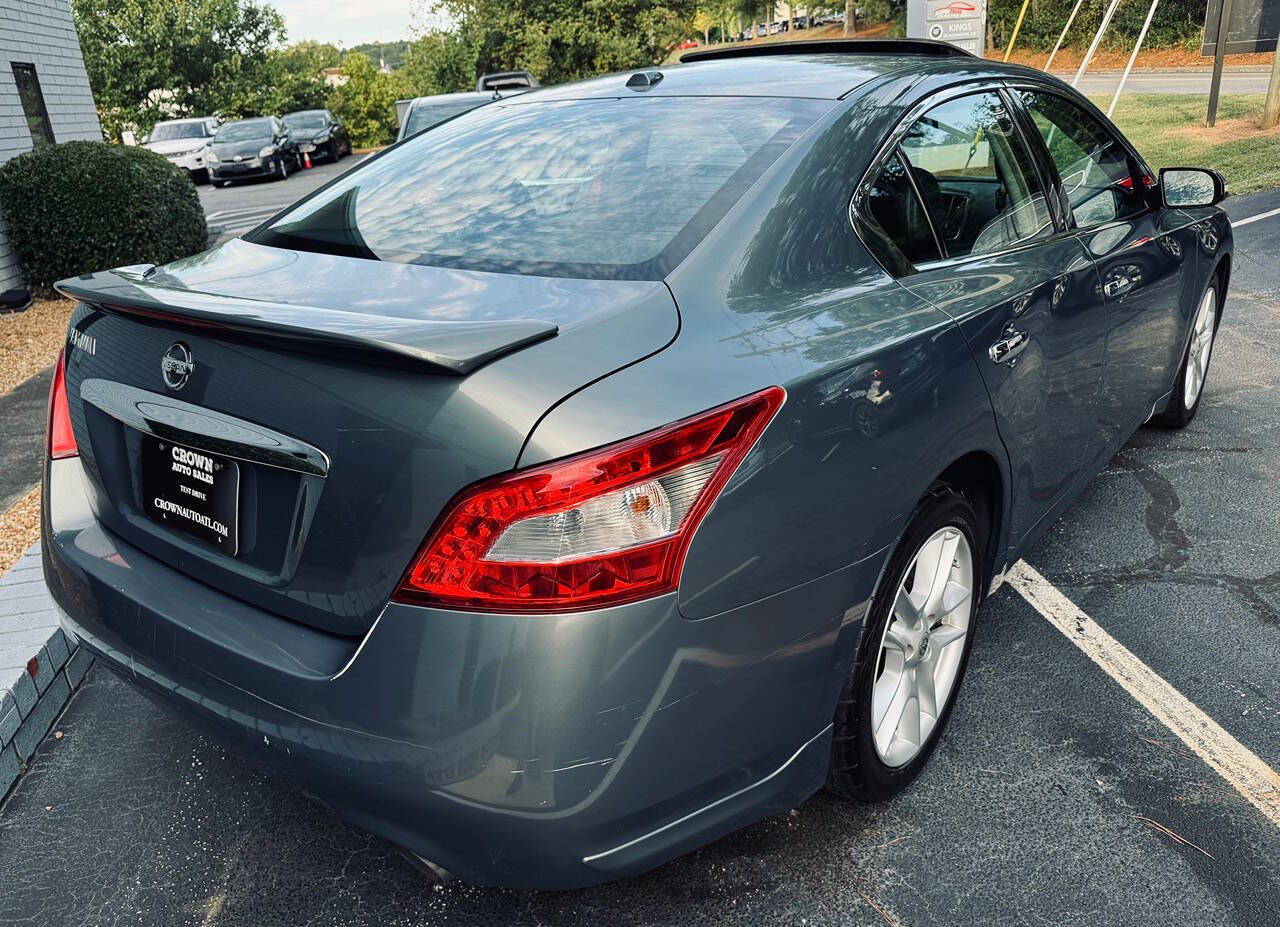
(140, 435), (240, 556)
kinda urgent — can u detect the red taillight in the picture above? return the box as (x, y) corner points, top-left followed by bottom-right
(394, 387), (786, 613)
(47, 348), (78, 459)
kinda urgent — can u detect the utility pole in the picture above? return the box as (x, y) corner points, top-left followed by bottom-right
(1206, 0), (1234, 127)
(1264, 44), (1280, 129)
(845, 0), (856, 36)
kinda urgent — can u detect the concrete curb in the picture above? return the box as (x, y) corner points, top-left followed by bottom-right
(0, 542), (93, 801)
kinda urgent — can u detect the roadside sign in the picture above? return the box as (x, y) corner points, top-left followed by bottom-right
(909, 0), (987, 57)
(1201, 0), (1279, 55)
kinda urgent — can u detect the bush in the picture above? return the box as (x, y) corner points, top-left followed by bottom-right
(0, 140), (207, 292)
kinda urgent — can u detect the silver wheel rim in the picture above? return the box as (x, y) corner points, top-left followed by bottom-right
(1183, 287), (1217, 410)
(872, 526), (975, 768)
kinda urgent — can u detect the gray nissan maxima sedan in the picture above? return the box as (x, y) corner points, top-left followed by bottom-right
(43, 40), (1231, 889)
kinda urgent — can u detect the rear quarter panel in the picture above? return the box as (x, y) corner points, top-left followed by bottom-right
(521, 84), (1009, 622)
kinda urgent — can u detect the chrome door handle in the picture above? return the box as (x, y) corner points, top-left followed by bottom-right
(1103, 275), (1133, 298)
(988, 327), (1028, 366)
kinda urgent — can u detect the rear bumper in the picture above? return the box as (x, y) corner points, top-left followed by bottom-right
(43, 456), (877, 888)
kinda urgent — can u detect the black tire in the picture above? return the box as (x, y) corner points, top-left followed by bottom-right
(275, 157), (288, 181)
(326, 140), (338, 162)
(826, 484), (985, 802)
(1149, 281), (1220, 430)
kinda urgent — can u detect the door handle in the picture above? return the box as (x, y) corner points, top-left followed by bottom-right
(1103, 275), (1133, 298)
(988, 327), (1028, 366)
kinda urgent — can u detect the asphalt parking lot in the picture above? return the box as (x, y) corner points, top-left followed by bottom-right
(1, 192), (1278, 926)
(199, 152), (367, 244)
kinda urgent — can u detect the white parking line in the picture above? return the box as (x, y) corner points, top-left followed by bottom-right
(1007, 560), (1280, 828)
(1232, 206), (1280, 229)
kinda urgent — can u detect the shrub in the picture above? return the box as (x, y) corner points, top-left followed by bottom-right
(0, 140), (207, 292)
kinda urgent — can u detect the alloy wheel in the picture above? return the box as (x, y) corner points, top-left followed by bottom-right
(1183, 287), (1217, 410)
(871, 526), (975, 767)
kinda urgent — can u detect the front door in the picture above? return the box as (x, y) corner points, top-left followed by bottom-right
(1015, 88), (1196, 447)
(885, 88), (1107, 547)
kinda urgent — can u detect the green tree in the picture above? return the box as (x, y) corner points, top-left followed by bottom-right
(265, 41), (342, 114)
(433, 0), (698, 87)
(72, 0), (286, 141)
(329, 52), (400, 147)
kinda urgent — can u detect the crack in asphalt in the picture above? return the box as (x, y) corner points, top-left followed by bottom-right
(1038, 447), (1280, 629)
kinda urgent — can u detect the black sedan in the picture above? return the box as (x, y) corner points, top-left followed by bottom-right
(207, 116), (300, 186)
(282, 109), (351, 163)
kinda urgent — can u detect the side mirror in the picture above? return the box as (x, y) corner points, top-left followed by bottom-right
(1160, 167), (1227, 208)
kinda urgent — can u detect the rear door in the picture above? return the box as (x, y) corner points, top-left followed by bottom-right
(855, 85), (1107, 548)
(1013, 87), (1196, 445)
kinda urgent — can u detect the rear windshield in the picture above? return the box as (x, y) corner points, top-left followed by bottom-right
(402, 100), (484, 137)
(216, 120), (272, 142)
(248, 96), (826, 279)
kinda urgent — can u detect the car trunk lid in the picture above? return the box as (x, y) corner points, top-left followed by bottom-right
(56, 239), (679, 637)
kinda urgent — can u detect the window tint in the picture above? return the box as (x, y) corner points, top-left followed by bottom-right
(857, 152), (942, 275)
(899, 92), (1052, 259)
(1020, 91), (1146, 229)
(11, 64), (53, 148)
(251, 97), (825, 279)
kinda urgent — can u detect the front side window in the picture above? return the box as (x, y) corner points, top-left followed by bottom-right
(1020, 90), (1146, 229)
(250, 96), (825, 279)
(899, 91), (1052, 259)
(11, 63), (54, 148)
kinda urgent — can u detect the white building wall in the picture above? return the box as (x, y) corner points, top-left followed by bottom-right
(0, 0), (102, 291)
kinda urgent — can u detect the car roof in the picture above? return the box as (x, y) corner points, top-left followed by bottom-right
(409, 91), (493, 106)
(155, 117), (212, 124)
(284, 109), (327, 116)
(511, 46), (1059, 104)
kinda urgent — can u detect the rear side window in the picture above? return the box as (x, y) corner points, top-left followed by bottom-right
(1019, 91), (1146, 229)
(899, 91), (1052, 259)
(856, 151), (942, 275)
(251, 97), (826, 279)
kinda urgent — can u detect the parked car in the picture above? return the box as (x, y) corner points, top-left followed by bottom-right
(206, 116), (300, 186)
(46, 40), (1231, 890)
(476, 69), (540, 93)
(142, 117), (219, 182)
(281, 109), (351, 163)
(395, 92), (497, 142)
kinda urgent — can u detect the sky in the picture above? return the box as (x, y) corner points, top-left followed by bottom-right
(271, 0), (425, 47)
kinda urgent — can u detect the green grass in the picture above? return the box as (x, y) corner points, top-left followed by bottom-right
(1092, 93), (1280, 195)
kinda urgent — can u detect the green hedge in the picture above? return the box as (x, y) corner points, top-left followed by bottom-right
(0, 140), (207, 292)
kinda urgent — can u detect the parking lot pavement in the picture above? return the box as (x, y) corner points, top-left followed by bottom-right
(1, 195), (1278, 925)
(199, 153), (368, 244)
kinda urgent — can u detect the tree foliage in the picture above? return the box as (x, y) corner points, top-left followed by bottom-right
(430, 0), (698, 90)
(328, 53), (405, 148)
(72, 0), (286, 140)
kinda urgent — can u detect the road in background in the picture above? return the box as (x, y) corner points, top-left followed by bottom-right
(199, 153), (368, 245)
(1, 198), (1277, 926)
(1066, 66), (1272, 95)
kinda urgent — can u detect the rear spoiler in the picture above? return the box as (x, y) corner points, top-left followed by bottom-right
(55, 268), (558, 375)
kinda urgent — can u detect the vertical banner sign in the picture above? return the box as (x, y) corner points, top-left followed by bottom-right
(909, 0), (988, 57)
